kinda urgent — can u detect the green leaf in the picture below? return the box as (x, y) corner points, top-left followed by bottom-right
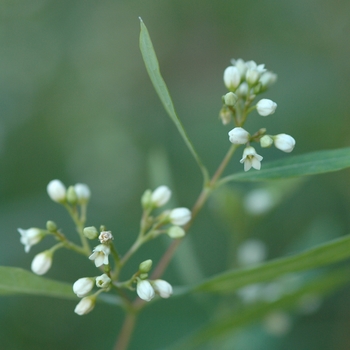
(192, 233), (350, 294)
(139, 19), (209, 182)
(220, 147), (350, 183)
(0, 266), (76, 299)
(168, 270), (349, 350)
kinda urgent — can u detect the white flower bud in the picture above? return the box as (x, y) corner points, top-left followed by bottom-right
(74, 183), (91, 204)
(169, 208), (191, 226)
(98, 231), (113, 244)
(228, 127), (250, 145)
(224, 92), (238, 106)
(89, 244), (110, 267)
(83, 226), (99, 240)
(260, 135), (273, 148)
(223, 66), (241, 90)
(256, 99), (277, 116)
(152, 279), (173, 298)
(96, 274), (111, 288)
(73, 277), (94, 297)
(240, 146), (263, 172)
(167, 226), (185, 239)
(151, 186), (172, 207)
(136, 280), (155, 302)
(231, 58), (247, 77)
(31, 250), (53, 275)
(47, 180), (66, 203)
(274, 134), (296, 153)
(236, 82), (249, 97)
(18, 228), (43, 253)
(74, 295), (96, 315)
(259, 71), (277, 89)
(246, 69), (260, 86)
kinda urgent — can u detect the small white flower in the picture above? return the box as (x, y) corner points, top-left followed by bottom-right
(151, 186), (172, 207)
(169, 208), (191, 226)
(256, 99), (277, 116)
(231, 58), (247, 77)
(47, 179), (66, 203)
(95, 274), (111, 289)
(228, 127), (250, 145)
(240, 146), (263, 172)
(31, 250), (53, 275)
(274, 134), (296, 153)
(89, 244), (110, 267)
(74, 183), (91, 204)
(223, 66), (241, 90)
(152, 279), (173, 298)
(98, 231), (113, 244)
(136, 279), (155, 302)
(73, 277), (94, 297)
(167, 226), (186, 239)
(74, 295), (96, 315)
(245, 61), (266, 86)
(18, 228), (43, 253)
(259, 71), (277, 89)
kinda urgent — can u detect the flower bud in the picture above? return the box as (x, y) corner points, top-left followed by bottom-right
(141, 189), (152, 209)
(18, 228), (44, 253)
(232, 58), (247, 77)
(246, 69), (260, 86)
(66, 186), (78, 205)
(31, 250), (53, 275)
(152, 279), (173, 298)
(260, 135), (273, 148)
(259, 71), (277, 89)
(47, 180), (66, 203)
(74, 183), (91, 204)
(136, 279), (155, 302)
(74, 295), (96, 315)
(167, 226), (185, 239)
(228, 127), (250, 145)
(46, 220), (57, 232)
(96, 274), (111, 289)
(73, 277), (94, 297)
(83, 226), (99, 240)
(139, 259), (153, 273)
(274, 134), (296, 153)
(223, 66), (241, 90)
(224, 92), (238, 106)
(151, 186), (172, 207)
(236, 82), (249, 97)
(256, 99), (277, 116)
(219, 106), (232, 125)
(169, 208), (191, 226)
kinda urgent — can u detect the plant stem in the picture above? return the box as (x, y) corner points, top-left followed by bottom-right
(113, 312), (137, 350)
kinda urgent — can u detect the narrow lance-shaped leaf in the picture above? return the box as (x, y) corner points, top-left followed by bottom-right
(191, 233), (350, 294)
(139, 18), (209, 182)
(219, 147), (350, 183)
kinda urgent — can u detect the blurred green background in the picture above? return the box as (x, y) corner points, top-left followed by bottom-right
(1, 0), (350, 349)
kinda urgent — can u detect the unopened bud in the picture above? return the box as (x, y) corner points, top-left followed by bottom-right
(139, 259), (153, 273)
(83, 226), (99, 240)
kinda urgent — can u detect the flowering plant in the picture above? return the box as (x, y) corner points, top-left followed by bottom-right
(3, 20), (350, 350)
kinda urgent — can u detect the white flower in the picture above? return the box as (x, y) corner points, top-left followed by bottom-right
(259, 71), (277, 89)
(74, 183), (91, 204)
(236, 82), (249, 97)
(73, 277), (94, 297)
(47, 179), (66, 202)
(169, 208), (191, 226)
(231, 58), (247, 77)
(136, 280), (155, 302)
(245, 61), (266, 85)
(274, 134), (296, 153)
(18, 228), (43, 253)
(98, 231), (113, 244)
(89, 244), (110, 267)
(152, 279), (173, 298)
(256, 99), (277, 116)
(95, 274), (111, 289)
(74, 295), (96, 315)
(240, 146), (263, 172)
(223, 66), (241, 90)
(151, 186), (172, 207)
(31, 250), (53, 275)
(228, 127), (250, 144)
(237, 239), (267, 266)
(167, 226), (186, 239)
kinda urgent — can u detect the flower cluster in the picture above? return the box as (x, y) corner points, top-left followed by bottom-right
(221, 58), (295, 171)
(136, 278), (173, 302)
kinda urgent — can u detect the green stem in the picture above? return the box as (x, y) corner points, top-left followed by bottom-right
(114, 311), (138, 350)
